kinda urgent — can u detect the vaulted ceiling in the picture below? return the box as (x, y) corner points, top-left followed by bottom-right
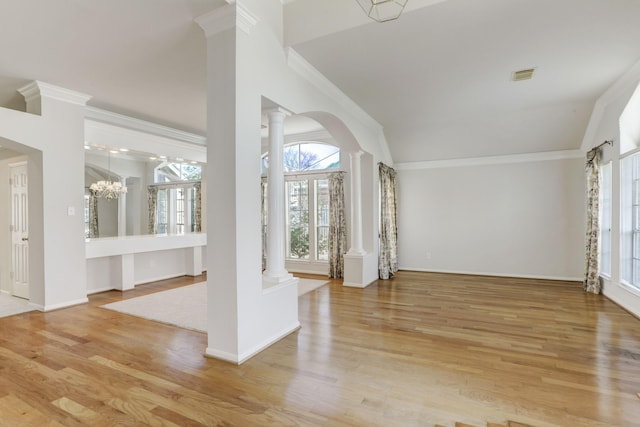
(1, 0), (639, 164)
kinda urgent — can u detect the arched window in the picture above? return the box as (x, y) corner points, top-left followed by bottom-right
(262, 142), (340, 174)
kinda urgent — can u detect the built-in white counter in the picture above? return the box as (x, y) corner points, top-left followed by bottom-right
(86, 233), (207, 294)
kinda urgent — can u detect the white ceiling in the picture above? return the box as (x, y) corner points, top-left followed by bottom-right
(1, 0), (640, 163)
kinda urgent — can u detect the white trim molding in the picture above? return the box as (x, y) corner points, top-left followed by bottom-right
(86, 107), (205, 146)
(18, 81), (91, 106)
(399, 267), (582, 283)
(395, 149), (583, 171)
(195, 2), (258, 37)
(30, 297), (90, 313)
(205, 322), (301, 364)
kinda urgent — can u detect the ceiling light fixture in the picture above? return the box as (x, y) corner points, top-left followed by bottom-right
(90, 150), (127, 200)
(355, 0), (408, 23)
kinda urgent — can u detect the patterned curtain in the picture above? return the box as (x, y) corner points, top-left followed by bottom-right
(147, 186), (158, 234)
(584, 148), (602, 294)
(379, 163), (398, 280)
(328, 172), (347, 278)
(194, 182), (202, 232)
(261, 178), (268, 271)
(89, 193), (99, 238)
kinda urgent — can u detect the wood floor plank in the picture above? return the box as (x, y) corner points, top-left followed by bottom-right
(0, 271), (639, 426)
(51, 397), (111, 427)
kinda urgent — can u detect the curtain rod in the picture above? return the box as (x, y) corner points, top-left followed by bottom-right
(148, 180), (201, 189)
(593, 140), (613, 150)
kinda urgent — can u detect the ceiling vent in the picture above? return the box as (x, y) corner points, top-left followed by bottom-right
(512, 68), (535, 82)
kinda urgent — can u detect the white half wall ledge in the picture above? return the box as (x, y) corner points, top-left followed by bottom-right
(262, 277), (298, 295)
(398, 267), (583, 283)
(204, 321), (301, 365)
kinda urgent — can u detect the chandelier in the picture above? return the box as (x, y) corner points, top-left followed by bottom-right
(355, 0), (408, 23)
(90, 150), (127, 199)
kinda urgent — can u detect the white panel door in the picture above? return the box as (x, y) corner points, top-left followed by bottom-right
(10, 162), (28, 299)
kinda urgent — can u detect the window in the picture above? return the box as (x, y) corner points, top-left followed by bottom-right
(315, 180), (329, 261)
(622, 152), (640, 289)
(600, 162), (612, 277)
(262, 142), (339, 265)
(286, 180), (309, 259)
(84, 193), (90, 238)
(284, 177), (329, 262)
(151, 162), (201, 235)
(156, 189), (169, 234)
(155, 162), (202, 183)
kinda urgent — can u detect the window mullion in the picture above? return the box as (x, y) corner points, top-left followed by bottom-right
(309, 178), (317, 261)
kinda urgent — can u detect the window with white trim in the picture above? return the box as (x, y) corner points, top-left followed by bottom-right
(262, 142), (339, 264)
(152, 161), (201, 235)
(600, 162), (612, 277)
(621, 152), (640, 289)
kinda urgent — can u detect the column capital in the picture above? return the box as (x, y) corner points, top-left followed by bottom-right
(195, 2), (258, 38)
(349, 150), (364, 159)
(265, 107), (293, 120)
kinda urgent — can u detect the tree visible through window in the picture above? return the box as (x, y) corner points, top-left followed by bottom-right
(262, 142), (340, 264)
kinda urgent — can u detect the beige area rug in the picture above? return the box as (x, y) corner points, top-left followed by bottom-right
(100, 278), (328, 333)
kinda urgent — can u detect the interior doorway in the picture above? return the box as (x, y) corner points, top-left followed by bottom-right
(9, 161), (28, 300)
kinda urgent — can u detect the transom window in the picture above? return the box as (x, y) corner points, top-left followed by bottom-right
(155, 162), (201, 183)
(262, 142), (340, 174)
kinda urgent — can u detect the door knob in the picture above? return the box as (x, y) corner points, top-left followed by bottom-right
(21, 237), (28, 241)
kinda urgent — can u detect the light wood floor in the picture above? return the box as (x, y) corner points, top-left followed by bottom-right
(0, 271), (639, 426)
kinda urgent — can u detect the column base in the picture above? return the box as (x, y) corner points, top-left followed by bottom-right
(262, 272), (295, 289)
(343, 252), (378, 288)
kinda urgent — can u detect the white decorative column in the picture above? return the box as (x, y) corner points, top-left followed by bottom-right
(263, 108), (295, 286)
(343, 150), (377, 288)
(347, 151), (366, 255)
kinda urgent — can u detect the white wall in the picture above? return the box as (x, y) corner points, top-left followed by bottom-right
(0, 82), (90, 311)
(583, 60), (640, 318)
(397, 156), (585, 280)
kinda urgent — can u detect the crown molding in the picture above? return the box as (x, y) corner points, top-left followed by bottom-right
(85, 107), (206, 147)
(286, 47), (382, 133)
(18, 81), (91, 106)
(394, 150), (583, 171)
(195, 2), (258, 37)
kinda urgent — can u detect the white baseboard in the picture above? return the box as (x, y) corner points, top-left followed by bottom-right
(87, 286), (116, 295)
(343, 281), (372, 288)
(205, 321), (301, 365)
(398, 266), (582, 282)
